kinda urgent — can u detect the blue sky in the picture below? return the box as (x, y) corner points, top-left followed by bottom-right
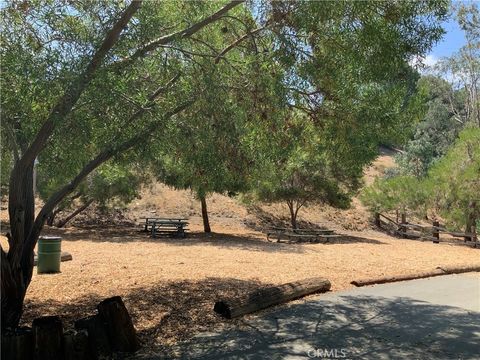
(426, 17), (466, 65)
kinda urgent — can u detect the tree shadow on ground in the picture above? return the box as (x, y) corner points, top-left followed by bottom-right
(20, 275), (479, 359)
(244, 205), (331, 232)
(27, 224), (386, 254)
(320, 235), (384, 245)
(45, 226), (310, 254)
(20, 277), (277, 357)
(169, 293), (480, 360)
(64, 227), (384, 249)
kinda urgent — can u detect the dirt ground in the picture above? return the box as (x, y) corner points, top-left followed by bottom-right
(1, 150), (479, 357)
(9, 225), (480, 356)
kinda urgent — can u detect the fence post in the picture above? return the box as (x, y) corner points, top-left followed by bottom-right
(400, 213), (407, 235)
(432, 220), (440, 243)
(471, 225), (478, 244)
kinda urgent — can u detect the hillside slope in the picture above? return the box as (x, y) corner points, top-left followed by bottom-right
(124, 147), (398, 233)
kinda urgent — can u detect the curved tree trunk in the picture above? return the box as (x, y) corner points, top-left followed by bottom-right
(56, 199), (94, 228)
(200, 195), (211, 233)
(0, 0), (242, 332)
(286, 200), (306, 230)
(2, 162), (36, 330)
(287, 200), (297, 229)
(46, 192), (82, 226)
(46, 209), (59, 227)
(1, 2), (143, 331)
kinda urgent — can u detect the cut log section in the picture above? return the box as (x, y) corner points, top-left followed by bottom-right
(75, 315), (112, 359)
(1, 327), (33, 360)
(63, 330), (90, 360)
(32, 316), (64, 360)
(97, 296), (140, 352)
(214, 277), (331, 319)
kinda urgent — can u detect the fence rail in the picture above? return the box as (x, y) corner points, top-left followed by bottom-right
(374, 212), (478, 247)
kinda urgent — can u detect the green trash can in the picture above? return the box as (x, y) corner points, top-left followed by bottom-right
(37, 236), (62, 274)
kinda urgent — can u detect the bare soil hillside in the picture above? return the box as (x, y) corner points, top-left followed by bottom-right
(119, 147), (398, 233)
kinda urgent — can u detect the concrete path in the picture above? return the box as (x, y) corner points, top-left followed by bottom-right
(163, 273), (480, 359)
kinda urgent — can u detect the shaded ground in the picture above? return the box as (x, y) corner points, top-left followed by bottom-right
(1, 150), (478, 355)
(168, 273), (480, 360)
(4, 225), (477, 355)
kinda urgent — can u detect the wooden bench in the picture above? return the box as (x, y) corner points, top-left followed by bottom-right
(269, 227), (334, 235)
(315, 234), (342, 242)
(267, 229), (340, 243)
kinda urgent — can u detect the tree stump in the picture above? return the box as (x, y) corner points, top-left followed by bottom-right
(74, 315), (111, 359)
(1, 326), (33, 360)
(32, 316), (63, 360)
(97, 296), (139, 352)
(63, 330), (90, 360)
(214, 277), (331, 319)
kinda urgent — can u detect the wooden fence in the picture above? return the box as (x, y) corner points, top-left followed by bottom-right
(375, 212), (478, 247)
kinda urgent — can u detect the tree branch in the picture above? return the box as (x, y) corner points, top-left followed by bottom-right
(25, 99), (194, 256)
(2, 121), (20, 162)
(215, 25), (268, 64)
(18, 0), (142, 167)
(115, 0), (244, 67)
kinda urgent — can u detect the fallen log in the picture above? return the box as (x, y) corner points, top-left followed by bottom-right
(97, 296), (140, 352)
(34, 252), (72, 266)
(436, 265), (480, 274)
(32, 316), (63, 360)
(352, 265), (480, 287)
(214, 277), (331, 319)
(1, 327), (33, 360)
(351, 268), (446, 287)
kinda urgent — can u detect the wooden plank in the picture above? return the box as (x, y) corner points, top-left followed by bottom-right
(405, 222), (474, 238)
(269, 227), (333, 233)
(401, 223), (430, 231)
(266, 231), (340, 243)
(378, 213), (399, 226)
(422, 236), (441, 242)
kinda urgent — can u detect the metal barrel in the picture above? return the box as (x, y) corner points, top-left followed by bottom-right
(37, 236), (62, 274)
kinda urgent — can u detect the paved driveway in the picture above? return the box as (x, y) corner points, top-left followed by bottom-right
(160, 273), (480, 359)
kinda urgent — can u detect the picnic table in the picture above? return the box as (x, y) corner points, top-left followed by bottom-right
(141, 217), (189, 238)
(266, 227), (340, 243)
